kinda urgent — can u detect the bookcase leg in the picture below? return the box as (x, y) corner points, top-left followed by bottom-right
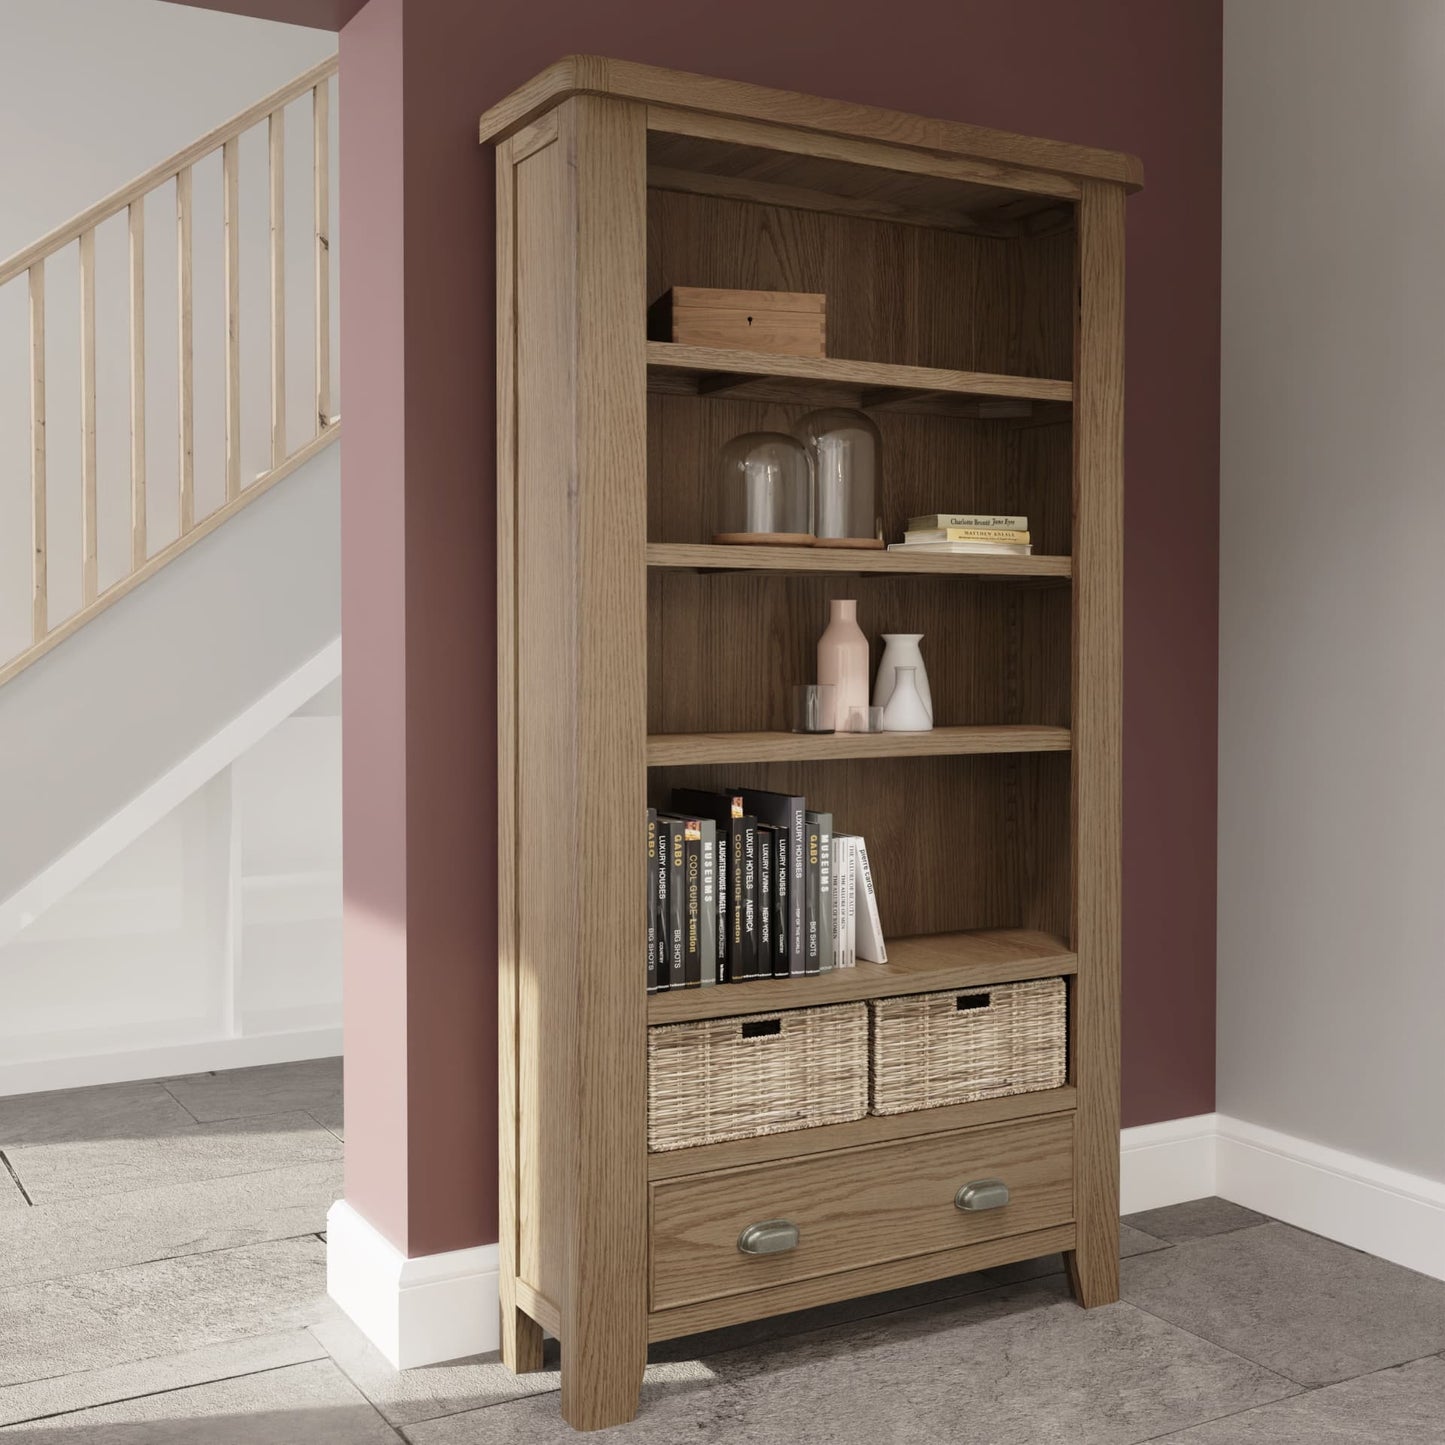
(500, 1302), (545, 1375)
(1065, 1239), (1120, 1309)
(560, 1325), (645, 1432)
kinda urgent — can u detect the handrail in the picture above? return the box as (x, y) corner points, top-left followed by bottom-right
(0, 54), (341, 689)
(0, 56), (337, 290)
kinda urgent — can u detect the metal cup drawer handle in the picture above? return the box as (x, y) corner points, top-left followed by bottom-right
(737, 1219), (800, 1255)
(955, 1179), (1010, 1212)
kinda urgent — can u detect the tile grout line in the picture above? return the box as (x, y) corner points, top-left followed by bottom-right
(0, 1351), (337, 1430)
(1134, 1347), (1445, 1443)
(0, 1148), (34, 1205)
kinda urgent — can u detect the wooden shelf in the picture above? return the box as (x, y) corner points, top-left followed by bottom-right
(646, 542), (1072, 579)
(647, 342), (1073, 420)
(648, 1083), (1078, 1180)
(647, 724), (1071, 767)
(647, 928), (1076, 1025)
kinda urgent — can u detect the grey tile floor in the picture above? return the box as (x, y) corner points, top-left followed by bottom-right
(1, 1063), (1442, 1441)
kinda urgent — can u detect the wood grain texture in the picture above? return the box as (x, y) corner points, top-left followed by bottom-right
(1065, 180), (1125, 1310)
(478, 56), (1144, 194)
(128, 202), (146, 568)
(650, 1115), (1074, 1310)
(649, 753), (1068, 942)
(269, 107), (286, 470)
(648, 1221), (1076, 1340)
(647, 928), (1074, 1024)
(647, 572), (1070, 737)
(646, 108), (1076, 238)
(563, 94), (650, 1432)
(512, 125), (574, 1330)
(646, 542), (1071, 579)
(647, 724), (1070, 766)
(79, 227), (97, 605)
(313, 80), (331, 436)
(223, 138), (241, 502)
(29, 262), (46, 643)
(494, 134), (546, 1379)
(649, 1085), (1075, 1180)
(648, 342), (1071, 404)
(176, 166), (195, 534)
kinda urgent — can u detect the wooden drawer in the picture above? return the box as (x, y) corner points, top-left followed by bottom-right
(650, 1113), (1073, 1311)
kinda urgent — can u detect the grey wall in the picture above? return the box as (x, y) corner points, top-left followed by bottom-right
(0, 0), (336, 660)
(1220, 0), (1445, 1183)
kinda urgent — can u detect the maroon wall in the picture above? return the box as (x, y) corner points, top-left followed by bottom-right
(337, 0), (1221, 1255)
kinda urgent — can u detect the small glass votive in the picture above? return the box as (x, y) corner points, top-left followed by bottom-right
(843, 705), (884, 734)
(792, 683), (836, 733)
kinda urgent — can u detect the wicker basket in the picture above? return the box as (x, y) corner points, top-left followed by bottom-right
(648, 1003), (868, 1152)
(869, 977), (1067, 1116)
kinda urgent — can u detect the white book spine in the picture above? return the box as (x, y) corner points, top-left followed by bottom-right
(854, 837), (887, 964)
(846, 837), (857, 967)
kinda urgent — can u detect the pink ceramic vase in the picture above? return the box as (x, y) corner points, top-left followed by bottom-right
(817, 599), (870, 730)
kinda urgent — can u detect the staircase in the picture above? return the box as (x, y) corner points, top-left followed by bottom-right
(0, 59), (344, 1092)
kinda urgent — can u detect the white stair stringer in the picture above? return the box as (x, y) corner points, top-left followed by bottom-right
(0, 438), (341, 950)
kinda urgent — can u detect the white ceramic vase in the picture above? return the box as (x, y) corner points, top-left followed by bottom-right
(881, 665), (932, 732)
(817, 599), (870, 729)
(873, 633), (932, 725)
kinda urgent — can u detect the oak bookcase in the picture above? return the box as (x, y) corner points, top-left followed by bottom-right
(483, 57), (1136, 1431)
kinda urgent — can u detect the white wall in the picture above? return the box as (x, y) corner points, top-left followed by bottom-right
(0, 689), (342, 1093)
(1220, 0), (1445, 1186)
(0, 0), (338, 660)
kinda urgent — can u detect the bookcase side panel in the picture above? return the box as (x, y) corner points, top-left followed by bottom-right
(1067, 178), (1125, 1308)
(562, 93), (651, 1431)
(512, 122), (580, 1316)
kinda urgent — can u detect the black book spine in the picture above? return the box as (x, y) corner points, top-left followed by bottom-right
(773, 826), (790, 977)
(756, 825), (774, 978)
(789, 799), (806, 975)
(715, 831), (729, 983)
(666, 821), (686, 990)
(804, 817), (822, 975)
(728, 814), (747, 982)
(740, 819), (760, 979)
(682, 822), (703, 987)
(646, 808), (658, 994)
(698, 819), (717, 986)
(809, 811), (834, 974)
(653, 816), (670, 992)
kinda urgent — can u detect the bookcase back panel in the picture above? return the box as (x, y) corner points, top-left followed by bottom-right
(647, 394), (1072, 557)
(647, 188), (1074, 379)
(648, 752), (1068, 940)
(647, 571), (1070, 735)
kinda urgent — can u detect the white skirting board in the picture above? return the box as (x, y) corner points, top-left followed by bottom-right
(326, 1200), (500, 1369)
(1122, 1112), (1445, 1282)
(326, 1115), (1445, 1372)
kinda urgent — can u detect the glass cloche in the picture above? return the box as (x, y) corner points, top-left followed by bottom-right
(714, 432), (814, 545)
(793, 408), (883, 548)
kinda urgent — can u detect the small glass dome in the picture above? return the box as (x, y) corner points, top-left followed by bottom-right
(714, 432), (814, 544)
(794, 408), (882, 544)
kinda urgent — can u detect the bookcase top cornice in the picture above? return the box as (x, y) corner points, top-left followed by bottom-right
(478, 55), (1144, 193)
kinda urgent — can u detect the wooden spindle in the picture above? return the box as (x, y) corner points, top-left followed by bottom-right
(177, 166), (194, 533)
(270, 106), (286, 468)
(224, 137), (241, 500)
(80, 227), (98, 605)
(313, 81), (331, 435)
(129, 200), (147, 568)
(30, 261), (47, 642)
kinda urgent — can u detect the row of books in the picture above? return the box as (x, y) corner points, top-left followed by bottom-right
(645, 788), (886, 992)
(886, 511), (1034, 557)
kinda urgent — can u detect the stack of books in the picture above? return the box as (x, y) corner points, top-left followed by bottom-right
(886, 512), (1032, 556)
(645, 789), (886, 993)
